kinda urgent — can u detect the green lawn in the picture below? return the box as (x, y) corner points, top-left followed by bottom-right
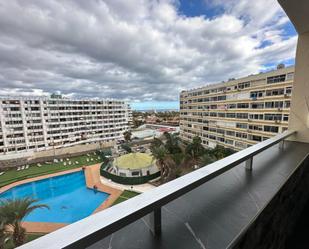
(4, 233), (44, 249)
(112, 190), (140, 205)
(0, 153), (104, 188)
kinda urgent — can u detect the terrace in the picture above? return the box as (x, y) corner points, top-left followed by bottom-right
(19, 0), (309, 248)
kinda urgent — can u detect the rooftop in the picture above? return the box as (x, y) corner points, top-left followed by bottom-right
(113, 153), (156, 170)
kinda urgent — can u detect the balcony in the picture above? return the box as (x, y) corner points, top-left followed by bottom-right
(14, 0), (309, 248)
(18, 130), (309, 249)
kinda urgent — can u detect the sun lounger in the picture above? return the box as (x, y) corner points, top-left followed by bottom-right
(25, 165), (29, 169)
(75, 161), (79, 164)
(21, 166), (25, 170)
(17, 167), (21, 171)
(0, 172), (5, 176)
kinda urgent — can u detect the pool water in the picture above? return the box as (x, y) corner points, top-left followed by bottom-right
(0, 171), (109, 223)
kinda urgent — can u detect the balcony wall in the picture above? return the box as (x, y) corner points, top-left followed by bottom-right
(230, 154), (309, 249)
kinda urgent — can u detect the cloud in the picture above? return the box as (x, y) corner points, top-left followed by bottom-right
(0, 0), (297, 102)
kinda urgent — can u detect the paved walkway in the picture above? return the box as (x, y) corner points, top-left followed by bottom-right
(100, 176), (156, 193)
(84, 164), (122, 212)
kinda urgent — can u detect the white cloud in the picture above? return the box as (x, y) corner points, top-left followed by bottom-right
(0, 0), (297, 101)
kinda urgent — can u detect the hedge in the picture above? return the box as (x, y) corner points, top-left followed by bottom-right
(100, 168), (160, 185)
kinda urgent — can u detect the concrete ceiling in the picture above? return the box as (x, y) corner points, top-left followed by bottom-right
(278, 0), (309, 34)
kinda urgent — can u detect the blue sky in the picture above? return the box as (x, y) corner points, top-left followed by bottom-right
(131, 101), (179, 111)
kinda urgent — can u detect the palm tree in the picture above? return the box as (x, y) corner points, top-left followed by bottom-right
(185, 136), (205, 161)
(0, 197), (49, 247)
(0, 216), (10, 249)
(199, 154), (216, 167)
(151, 145), (169, 181)
(150, 137), (164, 151)
(163, 132), (181, 154)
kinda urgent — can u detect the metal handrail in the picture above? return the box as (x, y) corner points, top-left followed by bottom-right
(19, 130), (296, 249)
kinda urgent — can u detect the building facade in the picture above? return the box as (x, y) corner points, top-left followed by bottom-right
(0, 96), (131, 155)
(180, 66), (294, 151)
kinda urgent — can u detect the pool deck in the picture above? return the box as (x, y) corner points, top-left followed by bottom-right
(0, 164), (122, 233)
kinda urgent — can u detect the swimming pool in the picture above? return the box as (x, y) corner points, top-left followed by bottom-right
(0, 171), (109, 223)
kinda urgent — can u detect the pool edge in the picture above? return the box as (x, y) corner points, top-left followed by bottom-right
(0, 164), (122, 233)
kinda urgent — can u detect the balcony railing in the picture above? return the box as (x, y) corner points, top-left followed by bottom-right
(19, 130), (296, 249)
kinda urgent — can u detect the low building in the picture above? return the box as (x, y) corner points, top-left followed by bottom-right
(101, 152), (160, 184)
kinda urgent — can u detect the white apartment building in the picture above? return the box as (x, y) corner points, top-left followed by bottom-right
(0, 96), (131, 155)
(180, 65), (294, 151)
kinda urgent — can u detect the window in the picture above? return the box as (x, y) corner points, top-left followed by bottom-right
(286, 72), (294, 81)
(250, 91), (264, 98)
(266, 88), (284, 96)
(285, 87), (292, 95)
(209, 135), (216, 140)
(249, 114), (264, 120)
(217, 129), (225, 135)
(236, 132), (247, 139)
(264, 114), (282, 121)
(283, 114), (289, 122)
(251, 102), (264, 109)
(267, 74), (286, 84)
(236, 113), (248, 119)
(217, 137), (225, 142)
(226, 130), (235, 136)
(238, 82), (250, 89)
(250, 135), (262, 142)
(264, 125), (279, 133)
(236, 123), (248, 129)
(226, 113), (236, 118)
(227, 104), (236, 109)
(265, 101), (283, 108)
(218, 95), (226, 101)
(285, 101), (291, 108)
(225, 139), (233, 145)
(249, 125), (263, 131)
(209, 128), (216, 133)
(237, 103), (249, 109)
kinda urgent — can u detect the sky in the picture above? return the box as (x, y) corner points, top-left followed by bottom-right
(0, 0), (297, 110)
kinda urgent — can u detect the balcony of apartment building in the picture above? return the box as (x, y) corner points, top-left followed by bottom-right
(19, 1), (309, 249)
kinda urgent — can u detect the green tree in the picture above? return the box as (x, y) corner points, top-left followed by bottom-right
(121, 143), (132, 153)
(0, 216), (10, 249)
(150, 137), (164, 152)
(151, 145), (169, 181)
(0, 198), (49, 247)
(199, 154), (216, 166)
(123, 131), (132, 142)
(185, 136), (205, 161)
(163, 132), (181, 154)
(210, 146), (235, 160)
